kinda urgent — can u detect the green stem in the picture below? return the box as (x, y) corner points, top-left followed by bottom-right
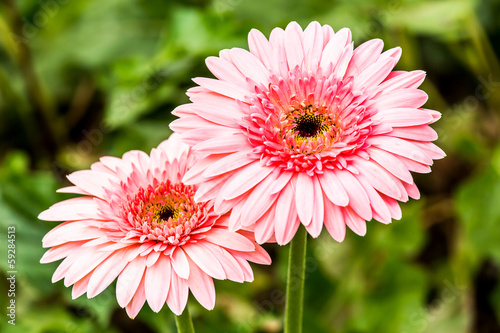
(284, 225), (307, 333)
(175, 306), (195, 333)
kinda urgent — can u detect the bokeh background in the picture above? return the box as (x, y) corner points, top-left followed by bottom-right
(1, 0), (500, 332)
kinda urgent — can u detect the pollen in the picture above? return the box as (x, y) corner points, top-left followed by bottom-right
(121, 180), (209, 245)
(293, 112), (329, 139)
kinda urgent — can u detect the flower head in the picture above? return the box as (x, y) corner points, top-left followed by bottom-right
(39, 134), (270, 318)
(170, 21), (445, 245)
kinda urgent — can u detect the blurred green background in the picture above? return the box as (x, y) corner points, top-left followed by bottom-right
(1, 0), (500, 332)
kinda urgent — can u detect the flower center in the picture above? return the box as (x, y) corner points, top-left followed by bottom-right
(157, 205), (178, 222)
(292, 108), (329, 139)
(279, 103), (339, 153)
(121, 180), (212, 245)
(243, 71), (375, 174)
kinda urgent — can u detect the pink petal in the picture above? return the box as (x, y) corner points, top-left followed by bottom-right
(180, 103), (241, 128)
(194, 173), (232, 203)
(180, 127), (237, 147)
(269, 26), (286, 73)
(64, 248), (113, 287)
(210, 247), (246, 282)
(219, 162), (274, 200)
(232, 255), (254, 282)
(389, 125), (438, 141)
(193, 77), (248, 101)
(229, 48), (270, 86)
(323, 199), (346, 242)
(305, 176), (324, 238)
(194, 134), (250, 156)
(335, 170), (372, 221)
(357, 175), (392, 224)
(368, 136), (433, 165)
(42, 222), (104, 247)
(375, 108), (434, 127)
(344, 207), (367, 236)
(183, 154), (226, 185)
(227, 199), (245, 232)
(354, 159), (403, 199)
(319, 28), (351, 73)
(333, 43), (354, 78)
(353, 56), (394, 91)
(248, 28), (273, 69)
(187, 258), (216, 310)
(302, 21), (324, 71)
(379, 70), (426, 91)
(421, 108), (441, 124)
(233, 241), (272, 265)
(205, 227), (255, 252)
(189, 88), (249, 116)
(284, 22), (304, 69)
(52, 255), (73, 282)
(275, 182), (299, 245)
(171, 247), (190, 279)
(87, 249), (129, 298)
(72, 272), (91, 299)
(56, 186), (89, 195)
(166, 272), (189, 315)
(403, 181), (421, 200)
(182, 242), (225, 280)
(125, 276), (147, 319)
(214, 193), (246, 217)
(38, 197), (100, 221)
(295, 173), (315, 226)
(66, 170), (114, 199)
(116, 256), (146, 308)
(203, 151), (255, 178)
(205, 56), (247, 87)
(368, 147), (413, 184)
(413, 141), (446, 160)
(145, 255), (171, 312)
(145, 250), (161, 267)
(345, 38), (384, 78)
(398, 155), (431, 173)
(382, 195), (403, 220)
(380, 46), (402, 63)
(239, 175), (279, 226)
(254, 204), (277, 244)
(375, 89), (428, 109)
(276, 213), (300, 246)
(317, 171), (349, 206)
(40, 241), (86, 263)
(270, 171), (294, 194)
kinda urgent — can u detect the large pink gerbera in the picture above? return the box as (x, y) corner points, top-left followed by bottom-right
(39, 134), (270, 318)
(170, 21), (445, 245)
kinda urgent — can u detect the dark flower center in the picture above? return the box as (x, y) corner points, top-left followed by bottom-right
(293, 113), (329, 138)
(158, 205), (178, 222)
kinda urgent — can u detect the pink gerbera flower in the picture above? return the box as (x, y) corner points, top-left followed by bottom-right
(170, 21), (445, 245)
(39, 134), (270, 318)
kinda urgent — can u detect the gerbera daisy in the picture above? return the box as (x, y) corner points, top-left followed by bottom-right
(39, 134), (271, 318)
(170, 21), (445, 245)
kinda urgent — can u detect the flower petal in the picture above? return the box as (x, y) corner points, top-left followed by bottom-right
(183, 242), (225, 280)
(145, 255), (171, 312)
(171, 247), (190, 280)
(116, 256), (147, 308)
(187, 258), (216, 310)
(295, 173), (315, 226)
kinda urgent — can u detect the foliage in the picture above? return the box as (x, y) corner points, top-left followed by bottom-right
(1, 0), (500, 332)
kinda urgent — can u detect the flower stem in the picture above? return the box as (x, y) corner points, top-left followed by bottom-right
(284, 225), (307, 333)
(175, 306), (195, 333)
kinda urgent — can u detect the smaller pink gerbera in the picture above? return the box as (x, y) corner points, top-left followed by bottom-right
(39, 134), (270, 318)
